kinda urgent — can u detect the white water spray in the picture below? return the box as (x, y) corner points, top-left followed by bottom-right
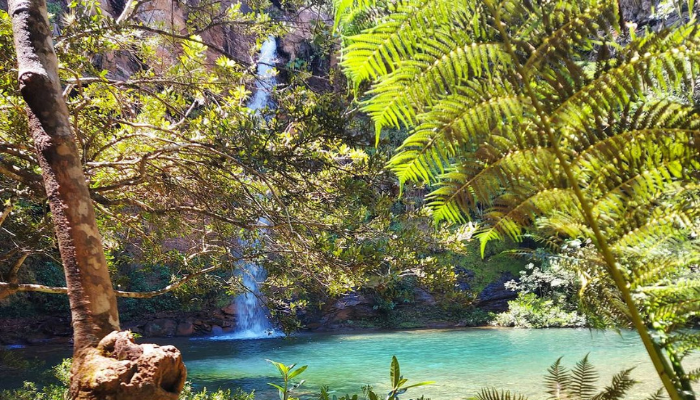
(247, 37), (278, 111)
(208, 38), (282, 340)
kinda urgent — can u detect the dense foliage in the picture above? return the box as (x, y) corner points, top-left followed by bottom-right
(337, 0), (700, 398)
(0, 0), (508, 331)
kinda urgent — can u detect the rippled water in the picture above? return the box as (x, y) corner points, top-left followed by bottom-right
(4, 328), (698, 399)
(181, 328), (697, 399)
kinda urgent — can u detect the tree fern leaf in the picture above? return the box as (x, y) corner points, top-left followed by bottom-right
(477, 388), (528, 400)
(644, 389), (666, 400)
(545, 357), (570, 400)
(477, 189), (574, 257)
(341, 0), (464, 83)
(591, 368), (636, 400)
(552, 41), (700, 133)
(568, 355), (598, 399)
(523, 1), (618, 71)
(363, 40), (510, 132)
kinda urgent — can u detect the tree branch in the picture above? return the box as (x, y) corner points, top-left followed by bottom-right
(0, 257), (242, 299)
(0, 203), (13, 228)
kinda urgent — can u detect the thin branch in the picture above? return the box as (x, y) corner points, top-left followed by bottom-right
(0, 203), (13, 228)
(8, 252), (29, 284)
(0, 251), (260, 299)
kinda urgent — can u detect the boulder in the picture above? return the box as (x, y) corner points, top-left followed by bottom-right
(211, 325), (224, 335)
(144, 319), (177, 337)
(176, 322), (194, 337)
(413, 287), (437, 306)
(477, 272), (518, 313)
(221, 303), (237, 316)
(321, 293), (378, 324)
(76, 331), (186, 400)
(455, 267), (475, 292)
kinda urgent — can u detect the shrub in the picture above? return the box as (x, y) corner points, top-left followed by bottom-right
(493, 293), (586, 328)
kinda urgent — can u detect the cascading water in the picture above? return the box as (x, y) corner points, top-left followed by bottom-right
(230, 261), (279, 339)
(208, 37), (282, 340)
(247, 37), (278, 111)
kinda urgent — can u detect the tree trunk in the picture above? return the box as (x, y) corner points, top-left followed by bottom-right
(8, 0), (186, 398)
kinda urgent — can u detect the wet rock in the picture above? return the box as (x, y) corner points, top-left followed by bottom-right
(476, 272), (518, 313)
(144, 319), (177, 337)
(211, 325), (224, 335)
(413, 287), (437, 306)
(176, 322), (194, 337)
(321, 293), (378, 324)
(221, 303), (237, 315)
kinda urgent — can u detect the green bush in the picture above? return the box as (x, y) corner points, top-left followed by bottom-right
(493, 293), (586, 328)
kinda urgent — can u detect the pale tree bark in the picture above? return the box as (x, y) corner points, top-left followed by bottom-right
(8, 0), (186, 398)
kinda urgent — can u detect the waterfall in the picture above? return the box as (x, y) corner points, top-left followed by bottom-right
(230, 262), (279, 339)
(247, 37), (278, 111)
(207, 38), (281, 340)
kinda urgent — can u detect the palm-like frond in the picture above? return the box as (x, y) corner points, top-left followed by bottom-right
(485, 357), (641, 400)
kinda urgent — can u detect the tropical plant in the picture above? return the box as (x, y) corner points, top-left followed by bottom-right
(336, 0), (700, 399)
(474, 356), (640, 400)
(318, 356), (433, 400)
(384, 355), (434, 400)
(267, 360), (309, 400)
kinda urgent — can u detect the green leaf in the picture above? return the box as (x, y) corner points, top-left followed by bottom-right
(390, 356), (400, 388)
(288, 365), (308, 380)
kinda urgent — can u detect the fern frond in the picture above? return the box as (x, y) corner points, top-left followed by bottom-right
(333, 0), (377, 30)
(611, 211), (694, 255)
(427, 145), (561, 225)
(523, 1), (619, 70)
(591, 368), (637, 400)
(567, 355), (598, 399)
(410, 85), (527, 145)
(644, 389), (666, 400)
(476, 388), (528, 400)
(341, 0), (468, 83)
(477, 189), (575, 257)
(363, 40), (511, 131)
(685, 367), (700, 382)
(553, 36), (700, 132)
(545, 357), (570, 400)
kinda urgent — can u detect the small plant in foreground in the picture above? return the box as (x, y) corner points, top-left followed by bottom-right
(267, 359), (308, 400)
(319, 356), (433, 400)
(473, 356), (643, 400)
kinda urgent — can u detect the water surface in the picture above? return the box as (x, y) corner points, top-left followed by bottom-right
(180, 328), (696, 399)
(4, 328), (698, 399)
